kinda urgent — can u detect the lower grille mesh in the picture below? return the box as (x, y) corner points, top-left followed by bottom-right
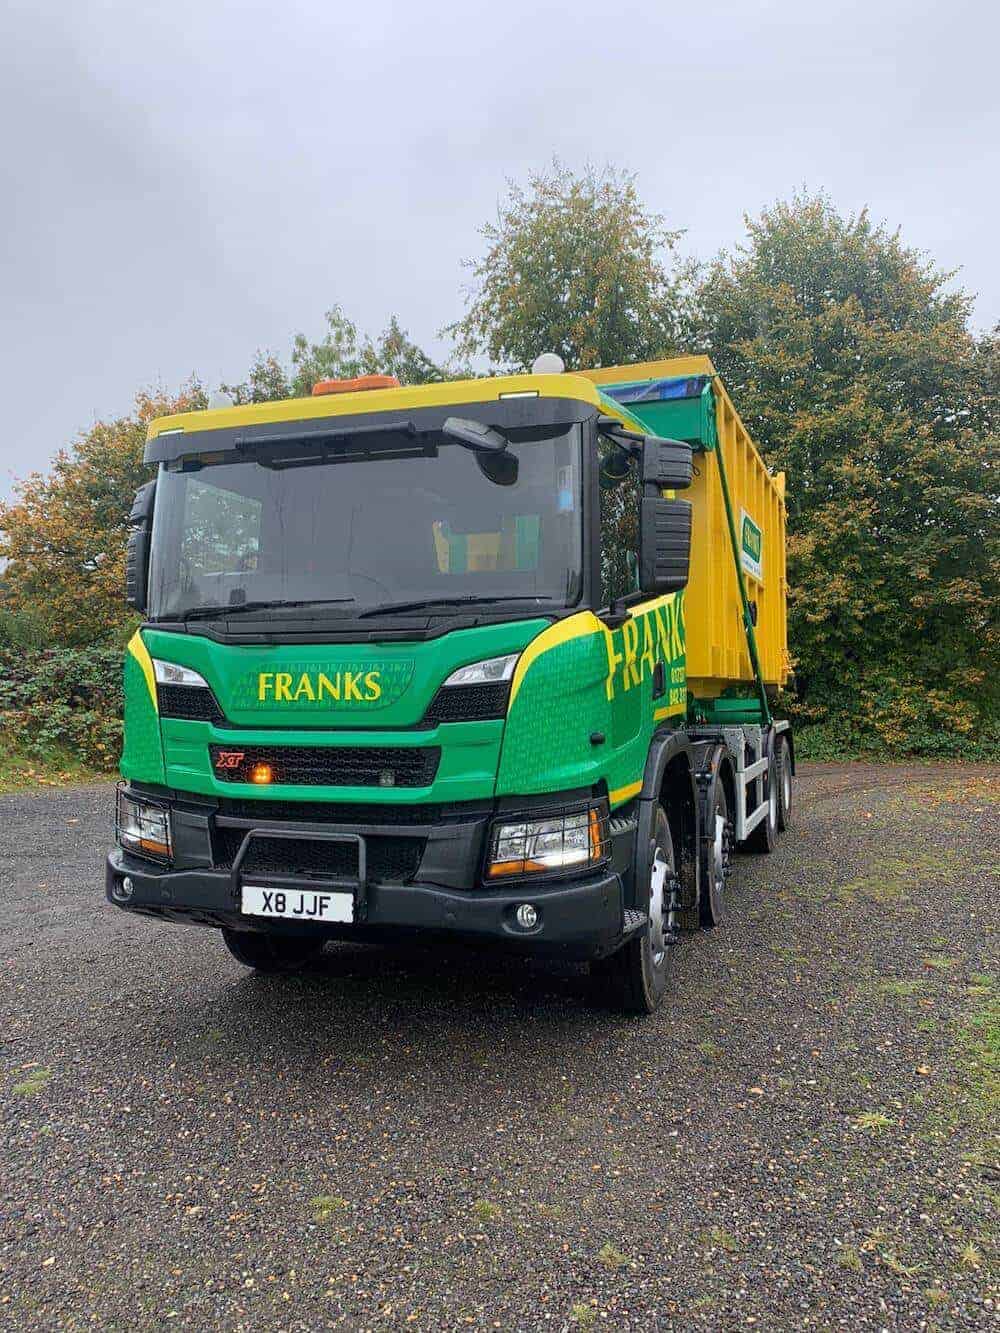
(209, 744), (440, 788)
(158, 683), (224, 724)
(214, 829), (424, 883)
(420, 682), (510, 725)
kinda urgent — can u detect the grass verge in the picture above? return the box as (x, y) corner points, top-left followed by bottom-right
(954, 976), (999, 1159)
(0, 745), (112, 794)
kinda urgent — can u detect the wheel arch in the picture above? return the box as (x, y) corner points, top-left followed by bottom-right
(632, 729), (699, 914)
(693, 740), (737, 822)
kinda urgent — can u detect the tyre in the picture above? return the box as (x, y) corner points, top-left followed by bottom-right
(775, 735), (792, 832)
(699, 774), (733, 927)
(745, 752), (777, 853)
(592, 806), (676, 1013)
(221, 928), (324, 973)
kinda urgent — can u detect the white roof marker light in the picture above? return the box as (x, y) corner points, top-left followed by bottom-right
(531, 352), (565, 375)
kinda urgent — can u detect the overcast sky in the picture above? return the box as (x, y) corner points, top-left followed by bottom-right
(1, 0), (997, 502)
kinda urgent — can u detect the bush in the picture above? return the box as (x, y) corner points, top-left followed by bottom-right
(0, 643), (122, 769)
(784, 674), (1000, 761)
(0, 606), (51, 649)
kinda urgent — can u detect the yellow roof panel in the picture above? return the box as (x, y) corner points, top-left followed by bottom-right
(145, 372), (637, 441)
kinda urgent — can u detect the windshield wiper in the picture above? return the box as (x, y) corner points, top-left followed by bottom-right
(358, 595), (557, 619)
(180, 598), (355, 621)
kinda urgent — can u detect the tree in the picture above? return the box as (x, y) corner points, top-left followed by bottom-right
(373, 315), (451, 387)
(451, 161), (686, 371)
(0, 384), (206, 645)
(0, 304), (443, 647)
(223, 352), (290, 405)
(225, 307), (446, 404)
(689, 194), (999, 754)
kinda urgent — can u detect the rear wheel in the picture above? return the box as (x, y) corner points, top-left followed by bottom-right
(700, 776), (733, 926)
(745, 752), (778, 853)
(221, 929), (324, 973)
(775, 735), (792, 832)
(592, 806), (676, 1013)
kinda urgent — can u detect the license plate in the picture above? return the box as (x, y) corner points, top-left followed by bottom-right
(241, 885), (353, 924)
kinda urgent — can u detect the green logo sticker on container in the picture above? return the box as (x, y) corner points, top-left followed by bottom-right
(740, 509), (763, 581)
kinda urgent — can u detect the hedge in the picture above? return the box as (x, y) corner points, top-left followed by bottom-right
(0, 645), (123, 769)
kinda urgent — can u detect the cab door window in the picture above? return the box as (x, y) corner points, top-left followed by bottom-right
(597, 434), (641, 608)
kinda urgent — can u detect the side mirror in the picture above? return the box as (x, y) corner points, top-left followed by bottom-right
(475, 451), (519, 485)
(639, 497), (691, 595)
(599, 418), (693, 490)
(125, 480), (156, 612)
(641, 437), (693, 490)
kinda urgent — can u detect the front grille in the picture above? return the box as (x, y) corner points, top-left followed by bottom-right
(213, 828), (424, 883)
(209, 744), (440, 788)
(158, 683), (225, 724)
(420, 682), (510, 725)
(160, 682), (508, 730)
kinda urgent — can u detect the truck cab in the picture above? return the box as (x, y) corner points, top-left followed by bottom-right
(107, 361), (791, 1012)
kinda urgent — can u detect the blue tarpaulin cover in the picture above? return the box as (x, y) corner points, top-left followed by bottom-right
(603, 375), (708, 404)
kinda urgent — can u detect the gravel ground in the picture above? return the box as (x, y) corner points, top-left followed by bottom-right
(1, 763), (997, 1331)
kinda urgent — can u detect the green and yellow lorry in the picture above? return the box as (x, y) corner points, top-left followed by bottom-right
(107, 356), (792, 1012)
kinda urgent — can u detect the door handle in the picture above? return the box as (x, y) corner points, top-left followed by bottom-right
(652, 661), (665, 700)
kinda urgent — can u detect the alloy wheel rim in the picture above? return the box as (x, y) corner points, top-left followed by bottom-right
(649, 849), (669, 969)
(713, 811), (727, 905)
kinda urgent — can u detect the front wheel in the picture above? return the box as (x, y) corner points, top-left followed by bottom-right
(592, 806), (676, 1014)
(221, 928), (324, 973)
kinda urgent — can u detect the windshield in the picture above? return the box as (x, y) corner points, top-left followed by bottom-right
(147, 425), (583, 619)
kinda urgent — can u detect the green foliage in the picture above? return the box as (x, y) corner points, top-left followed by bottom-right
(451, 160), (686, 370)
(222, 351), (290, 405)
(954, 975), (999, 1142)
(0, 385), (204, 646)
(0, 605), (50, 649)
(0, 644), (123, 768)
(12, 1067), (52, 1097)
(690, 194), (999, 755)
(309, 1195), (348, 1223)
(225, 307), (447, 404)
(854, 1109), (893, 1133)
(786, 674), (1000, 761)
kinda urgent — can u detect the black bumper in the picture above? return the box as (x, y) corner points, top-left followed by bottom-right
(106, 848), (627, 960)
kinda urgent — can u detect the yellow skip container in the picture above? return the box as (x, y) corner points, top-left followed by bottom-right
(579, 357), (790, 698)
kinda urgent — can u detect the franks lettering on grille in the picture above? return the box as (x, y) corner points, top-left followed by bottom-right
(258, 671), (382, 702)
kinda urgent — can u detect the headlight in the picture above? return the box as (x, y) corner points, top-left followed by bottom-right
(116, 787), (172, 863)
(153, 659), (209, 688)
(443, 653), (519, 687)
(487, 802), (608, 878)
